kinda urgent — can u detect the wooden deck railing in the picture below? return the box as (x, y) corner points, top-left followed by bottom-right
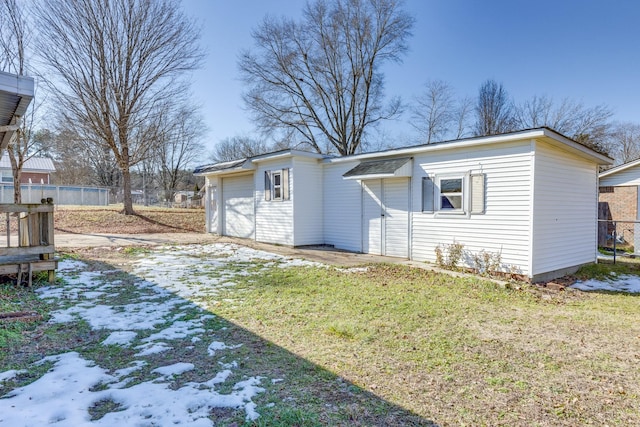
(0, 199), (57, 285)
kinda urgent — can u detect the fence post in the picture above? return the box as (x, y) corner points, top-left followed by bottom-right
(613, 221), (617, 264)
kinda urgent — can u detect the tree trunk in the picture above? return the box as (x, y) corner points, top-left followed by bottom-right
(12, 172), (21, 204)
(7, 150), (22, 203)
(121, 165), (135, 215)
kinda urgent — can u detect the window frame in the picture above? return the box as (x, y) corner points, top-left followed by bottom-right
(272, 170), (282, 200)
(435, 173), (468, 216)
(264, 168), (290, 202)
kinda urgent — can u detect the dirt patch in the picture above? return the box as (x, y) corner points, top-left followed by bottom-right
(53, 205), (204, 234)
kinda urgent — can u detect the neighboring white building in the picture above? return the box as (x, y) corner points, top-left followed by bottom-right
(195, 128), (612, 281)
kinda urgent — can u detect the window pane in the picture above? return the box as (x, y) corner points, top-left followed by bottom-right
(273, 174), (281, 186)
(440, 178), (462, 193)
(441, 195), (462, 209)
(274, 187), (281, 199)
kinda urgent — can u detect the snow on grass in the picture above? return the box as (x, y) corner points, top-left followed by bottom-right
(133, 342), (173, 356)
(0, 369), (25, 383)
(132, 243), (324, 301)
(1, 243), (316, 425)
(1, 352), (264, 426)
(152, 362), (195, 378)
(208, 341), (242, 356)
(571, 274), (640, 293)
(102, 331), (137, 347)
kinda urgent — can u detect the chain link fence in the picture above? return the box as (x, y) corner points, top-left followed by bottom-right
(598, 219), (640, 263)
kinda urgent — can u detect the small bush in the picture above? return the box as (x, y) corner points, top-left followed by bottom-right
(435, 241), (465, 269)
(472, 249), (502, 276)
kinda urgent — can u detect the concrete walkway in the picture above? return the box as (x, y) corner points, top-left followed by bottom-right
(54, 232), (516, 287)
(55, 232), (407, 267)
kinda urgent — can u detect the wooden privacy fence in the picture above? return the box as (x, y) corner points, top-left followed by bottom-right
(0, 199), (57, 285)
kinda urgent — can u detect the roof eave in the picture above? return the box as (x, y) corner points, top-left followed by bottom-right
(324, 128), (613, 165)
(599, 158), (640, 178)
(0, 72), (35, 152)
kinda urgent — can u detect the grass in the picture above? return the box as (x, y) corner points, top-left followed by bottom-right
(205, 263), (640, 426)
(2, 246), (640, 426)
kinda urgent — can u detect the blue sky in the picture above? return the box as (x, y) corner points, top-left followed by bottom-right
(182, 0), (640, 152)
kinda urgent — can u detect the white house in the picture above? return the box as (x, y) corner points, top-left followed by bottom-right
(195, 128), (612, 281)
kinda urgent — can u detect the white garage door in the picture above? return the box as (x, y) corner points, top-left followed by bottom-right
(222, 174), (255, 239)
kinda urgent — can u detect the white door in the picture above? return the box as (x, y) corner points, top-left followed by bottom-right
(362, 178), (409, 257)
(222, 174), (255, 239)
(363, 180), (383, 254)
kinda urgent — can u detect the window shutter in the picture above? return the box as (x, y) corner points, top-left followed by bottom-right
(264, 171), (271, 201)
(470, 174), (485, 214)
(282, 168), (290, 200)
(422, 176), (434, 212)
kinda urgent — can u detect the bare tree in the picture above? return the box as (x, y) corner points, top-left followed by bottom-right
(155, 103), (206, 203)
(211, 136), (273, 163)
(34, 0), (204, 214)
(0, 0), (27, 75)
(513, 95), (614, 153)
(410, 80), (455, 144)
(474, 79), (516, 136)
(608, 122), (640, 164)
(0, 0), (45, 203)
(453, 96), (474, 140)
(239, 0), (414, 156)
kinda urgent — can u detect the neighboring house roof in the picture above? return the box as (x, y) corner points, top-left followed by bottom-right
(599, 158), (640, 179)
(0, 71), (34, 152)
(194, 128), (613, 176)
(0, 152), (56, 172)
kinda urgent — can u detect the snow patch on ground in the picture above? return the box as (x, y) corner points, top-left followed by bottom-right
(1, 352), (264, 426)
(571, 274), (640, 293)
(1, 243), (309, 425)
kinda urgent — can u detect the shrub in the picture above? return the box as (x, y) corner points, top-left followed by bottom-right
(435, 241), (465, 269)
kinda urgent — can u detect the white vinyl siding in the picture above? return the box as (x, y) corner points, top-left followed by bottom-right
(292, 157), (324, 246)
(221, 174), (255, 239)
(323, 161), (362, 252)
(531, 141), (598, 276)
(256, 159), (293, 245)
(600, 164), (640, 186)
(411, 141), (534, 276)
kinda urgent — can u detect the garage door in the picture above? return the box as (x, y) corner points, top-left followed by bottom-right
(222, 174), (255, 239)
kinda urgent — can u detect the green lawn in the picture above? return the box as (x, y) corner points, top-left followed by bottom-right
(207, 264), (640, 426)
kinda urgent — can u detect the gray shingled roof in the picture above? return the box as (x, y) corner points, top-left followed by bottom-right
(193, 158), (248, 174)
(343, 157), (411, 178)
